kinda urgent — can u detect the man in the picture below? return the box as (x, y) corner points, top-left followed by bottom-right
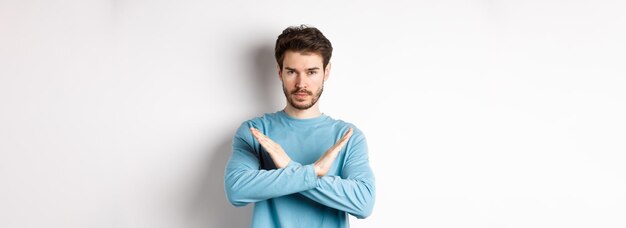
(224, 25), (375, 227)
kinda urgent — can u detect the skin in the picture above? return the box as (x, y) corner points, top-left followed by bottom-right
(250, 50), (353, 176)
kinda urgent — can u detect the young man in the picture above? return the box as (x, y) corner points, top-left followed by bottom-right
(224, 25), (375, 227)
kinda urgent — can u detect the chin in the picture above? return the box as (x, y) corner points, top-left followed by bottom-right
(295, 103), (312, 108)
(290, 101), (314, 110)
(292, 97), (309, 102)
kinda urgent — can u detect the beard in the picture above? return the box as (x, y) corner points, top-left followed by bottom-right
(282, 83), (324, 110)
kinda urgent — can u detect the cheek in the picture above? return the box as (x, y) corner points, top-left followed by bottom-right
(282, 81), (296, 89)
(313, 77), (325, 86)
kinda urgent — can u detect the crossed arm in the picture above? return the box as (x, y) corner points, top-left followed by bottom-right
(224, 124), (375, 218)
(250, 127), (353, 176)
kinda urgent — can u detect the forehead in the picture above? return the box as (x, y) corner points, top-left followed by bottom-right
(282, 51), (323, 69)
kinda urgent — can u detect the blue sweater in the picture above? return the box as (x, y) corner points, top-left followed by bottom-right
(224, 110), (375, 227)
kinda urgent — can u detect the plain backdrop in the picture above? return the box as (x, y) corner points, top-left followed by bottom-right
(1, 0), (625, 227)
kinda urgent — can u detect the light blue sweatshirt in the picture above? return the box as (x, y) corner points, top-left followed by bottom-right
(224, 110), (375, 227)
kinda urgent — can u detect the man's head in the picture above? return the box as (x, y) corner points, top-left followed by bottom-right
(275, 25), (333, 70)
(275, 25), (333, 110)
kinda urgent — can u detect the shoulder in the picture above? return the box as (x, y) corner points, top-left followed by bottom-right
(326, 115), (367, 140)
(326, 116), (371, 157)
(236, 112), (280, 133)
(232, 112), (279, 147)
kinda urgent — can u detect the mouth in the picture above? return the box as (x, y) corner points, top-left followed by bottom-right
(293, 93), (309, 99)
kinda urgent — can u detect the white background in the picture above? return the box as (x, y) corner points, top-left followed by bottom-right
(1, 0), (625, 227)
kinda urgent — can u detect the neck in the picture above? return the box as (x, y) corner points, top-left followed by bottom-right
(283, 104), (322, 119)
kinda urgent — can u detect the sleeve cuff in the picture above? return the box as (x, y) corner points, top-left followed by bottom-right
(286, 160), (301, 168)
(285, 161), (319, 189)
(303, 164), (319, 188)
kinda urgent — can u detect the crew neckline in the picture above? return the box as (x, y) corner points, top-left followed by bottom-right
(277, 110), (330, 124)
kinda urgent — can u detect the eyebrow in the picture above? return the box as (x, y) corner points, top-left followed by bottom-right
(284, 67), (321, 71)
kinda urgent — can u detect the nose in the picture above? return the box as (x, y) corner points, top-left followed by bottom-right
(295, 75), (307, 89)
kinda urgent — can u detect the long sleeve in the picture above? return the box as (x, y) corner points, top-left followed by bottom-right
(299, 130), (376, 219)
(224, 122), (318, 207)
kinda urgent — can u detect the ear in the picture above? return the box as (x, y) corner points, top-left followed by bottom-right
(323, 62), (331, 81)
(277, 64), (283, 80)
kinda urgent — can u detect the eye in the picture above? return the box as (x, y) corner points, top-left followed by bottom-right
(286, 70), (295, 75)
(307, 71), (318, 75)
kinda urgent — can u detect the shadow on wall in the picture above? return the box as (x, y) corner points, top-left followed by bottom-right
(251, 41), (282, 113)
(185, 43), (278, 227)
(187, 138), (253, 227)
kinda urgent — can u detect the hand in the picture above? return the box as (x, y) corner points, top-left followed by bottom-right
(250, 127), (292, 169)
(314, 128), (353, 177)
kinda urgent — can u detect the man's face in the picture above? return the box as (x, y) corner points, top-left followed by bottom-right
(279, 51), (330, 110)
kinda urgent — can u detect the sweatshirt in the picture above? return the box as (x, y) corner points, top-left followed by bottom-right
(224, 110), (375, 227)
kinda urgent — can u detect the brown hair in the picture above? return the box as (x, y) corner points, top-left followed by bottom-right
(275, 25), (333, 70)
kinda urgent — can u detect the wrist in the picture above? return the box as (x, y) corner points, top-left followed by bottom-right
(313, 163), (324, 177)
(278, 159), (291, 169)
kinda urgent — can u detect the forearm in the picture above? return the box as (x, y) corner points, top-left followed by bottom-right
(226, 122), (319, 207)
(302, 129), (375, 218)
(300, 174), (375, 218)
(225, 161), (318, 206)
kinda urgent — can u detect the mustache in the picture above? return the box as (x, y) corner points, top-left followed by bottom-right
(291, 89), (312, 95)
